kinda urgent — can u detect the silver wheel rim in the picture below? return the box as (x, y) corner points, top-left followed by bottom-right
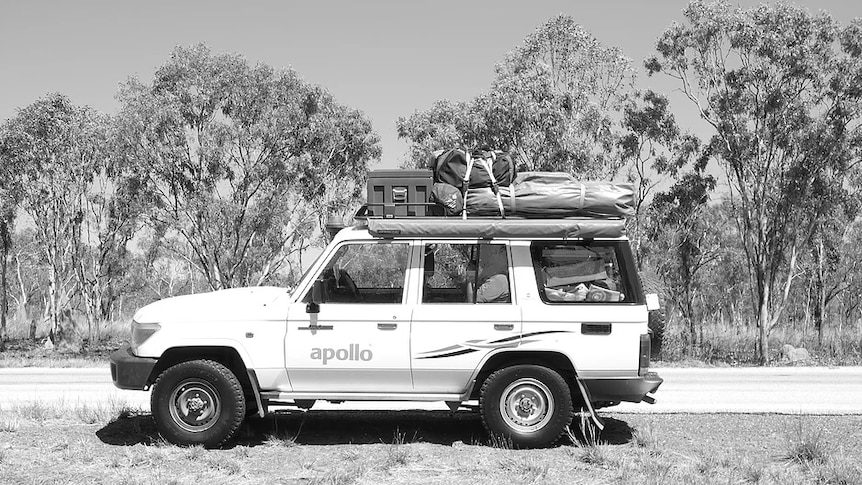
(499, 378), (554, 433)
(168, 378), (220, 433)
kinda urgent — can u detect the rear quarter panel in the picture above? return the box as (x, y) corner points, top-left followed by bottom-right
(510, 241), (647, 377)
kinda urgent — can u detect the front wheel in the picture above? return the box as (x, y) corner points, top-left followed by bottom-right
(480, 365), (573, 448)
(151, 360), (246, 448)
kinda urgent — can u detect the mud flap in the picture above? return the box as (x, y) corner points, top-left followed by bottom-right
(246, 369), (267, 418)
(574, 375), (604, 431)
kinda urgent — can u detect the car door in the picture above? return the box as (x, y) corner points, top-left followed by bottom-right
(285, 240), (414, 393)
(410, 241), (522, 393)
(524, 240), (645, 375)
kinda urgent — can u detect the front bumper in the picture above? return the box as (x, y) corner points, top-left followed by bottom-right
(109, 344), (158, 390)
(582, 371), (663, 404)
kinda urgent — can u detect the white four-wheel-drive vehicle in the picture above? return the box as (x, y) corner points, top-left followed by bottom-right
(111, 169), (662, 448)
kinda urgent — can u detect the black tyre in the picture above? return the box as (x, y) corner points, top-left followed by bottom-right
(480, 365), (573, 448)
(151, 360), (246, 448)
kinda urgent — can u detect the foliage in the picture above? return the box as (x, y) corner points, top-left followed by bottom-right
(2, 10), (862, 364)
(115, 44), (381, 290)
(0, 94), (110, 349)
(0, 120), (26, 344)
(398, 14), (636, 179)
(645, 172), (718, 348)
(619, 90), (704, 263)
(396, 100), (479, 168)
(647, 1), (862, 362)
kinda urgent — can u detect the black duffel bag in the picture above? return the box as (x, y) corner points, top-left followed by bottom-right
(428, 148), (515, 190)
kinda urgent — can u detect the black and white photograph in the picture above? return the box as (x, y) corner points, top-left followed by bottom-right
(1, 1), (862, 483)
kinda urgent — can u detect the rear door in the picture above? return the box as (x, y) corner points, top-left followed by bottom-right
(410, 241), (522, 393)
(523, 240), (646, 376)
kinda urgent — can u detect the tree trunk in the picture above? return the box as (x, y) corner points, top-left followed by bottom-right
(813, 239), (825, 345)
(758, 284), (770, 364)
(813, 287), (825, 346)
(14, 252), (29, 327)
(1, 219), (9, 346)
(48, 261), (60, 344)
(685, 296), (696, 350)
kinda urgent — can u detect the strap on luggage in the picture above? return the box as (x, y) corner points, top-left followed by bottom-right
(462, 150), (475, 220)
(579, 183), (586, 210)
(478, 153), (506, 218)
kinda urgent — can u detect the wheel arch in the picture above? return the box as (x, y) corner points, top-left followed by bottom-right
(148, 346), (261, 414)
(468, 350), (581, 402)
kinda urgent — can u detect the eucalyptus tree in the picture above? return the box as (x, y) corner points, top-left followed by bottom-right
(398, 14), (636, 179)
(115, 44), (380, 290)
(0, 94), (109, 349)
(647, 1), (862, 362)
(0, 123), (25, 347)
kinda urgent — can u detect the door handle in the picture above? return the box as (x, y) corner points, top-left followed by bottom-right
(494, 324), (514, 331)
(298, 325), (334, 331)
(377, 323), (398, 330)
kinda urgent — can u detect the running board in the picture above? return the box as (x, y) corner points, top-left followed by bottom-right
(260, 391), (467, 402)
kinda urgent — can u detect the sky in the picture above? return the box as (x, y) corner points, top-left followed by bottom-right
(2, 0), (862, 169)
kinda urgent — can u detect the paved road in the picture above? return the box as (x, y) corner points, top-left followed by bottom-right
(1, 366), (860, 415)
(612, 367), (862, 414)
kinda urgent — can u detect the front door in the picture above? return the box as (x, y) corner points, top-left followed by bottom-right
(286, 241), (414, 393)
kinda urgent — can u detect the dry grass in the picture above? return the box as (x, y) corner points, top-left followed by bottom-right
(0, 402), (861, 484)
(0, 335), (126, 368)
(0, 416), (19, 433)
(785, 419), (830, 465)
(659, 318), (862, 365)
(632, 423), (659, 451)
(4, 396), (137, 425)
(1, 316), (128, 342)
(383, 429), (412, 470)
(0, 317), (128, 367)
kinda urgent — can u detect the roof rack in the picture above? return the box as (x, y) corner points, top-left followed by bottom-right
(354, 205), (626, 239)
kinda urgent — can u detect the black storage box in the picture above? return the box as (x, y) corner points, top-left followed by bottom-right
(367, 169), (433, 217)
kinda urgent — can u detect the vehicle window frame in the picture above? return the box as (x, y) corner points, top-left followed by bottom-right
(530, 240), (636, 305)
(420, 241), (512, 305)
(302, 240), (411, 305)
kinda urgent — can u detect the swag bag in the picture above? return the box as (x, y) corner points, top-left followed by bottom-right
(428, 149), (516, 190)
(465, 172), (635, 218)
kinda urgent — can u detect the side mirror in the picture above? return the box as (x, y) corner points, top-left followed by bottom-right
(306, 279), (323, 314)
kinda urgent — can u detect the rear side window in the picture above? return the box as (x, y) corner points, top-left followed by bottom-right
(531, 242), (631, 303)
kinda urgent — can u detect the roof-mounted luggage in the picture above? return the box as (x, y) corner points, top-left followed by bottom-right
(364, 168), (634, 220)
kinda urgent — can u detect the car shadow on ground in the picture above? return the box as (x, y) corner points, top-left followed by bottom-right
(96, 409), (633, 448)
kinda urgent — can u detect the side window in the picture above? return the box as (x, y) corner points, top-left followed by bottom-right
(422, 243), (510, 304)
(531, 242), (628, 303)
(311, 242), (409, 304)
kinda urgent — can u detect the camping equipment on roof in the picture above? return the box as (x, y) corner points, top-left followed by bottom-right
(464, 172), (634, 218)
(429, 182), (463, 216)
(366, 169), (433, 217)
(366, 217), (626, 239)
(429, 148), (516, 190)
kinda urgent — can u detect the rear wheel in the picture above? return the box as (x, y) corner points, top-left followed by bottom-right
(151, 360), (246, 448)
(480, 365), (573, 448)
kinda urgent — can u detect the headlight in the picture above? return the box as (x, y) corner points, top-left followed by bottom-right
(130, 321), (161, 351)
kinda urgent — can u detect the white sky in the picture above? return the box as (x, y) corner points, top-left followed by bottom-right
(2, 0), (861, 169)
